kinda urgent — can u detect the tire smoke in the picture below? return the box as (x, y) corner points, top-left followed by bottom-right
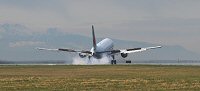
(72, 55), (110, 65)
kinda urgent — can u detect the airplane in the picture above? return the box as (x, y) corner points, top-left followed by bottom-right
(37, 25), (162, 64)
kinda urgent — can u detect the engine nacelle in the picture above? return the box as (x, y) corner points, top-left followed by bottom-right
(121, 53), (128, 58)
(79, 53), (87, 58)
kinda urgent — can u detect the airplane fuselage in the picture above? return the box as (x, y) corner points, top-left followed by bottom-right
(90, 38), (113, 59)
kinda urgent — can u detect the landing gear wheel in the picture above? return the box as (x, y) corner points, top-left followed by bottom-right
(111, 55), (117, 65)
(111, 60), (117, 65)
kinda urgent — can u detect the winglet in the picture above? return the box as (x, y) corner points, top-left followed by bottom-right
(92, 25), (97, 50)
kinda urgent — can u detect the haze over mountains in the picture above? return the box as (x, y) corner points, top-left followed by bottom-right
(0, 23), (199, 64)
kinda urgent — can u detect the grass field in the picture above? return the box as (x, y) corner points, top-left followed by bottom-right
(0, 65), (200, 91)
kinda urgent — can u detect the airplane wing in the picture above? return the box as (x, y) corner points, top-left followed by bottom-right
(96, 46), (162, 54)
(36, 47), (92, 54)
(119, 46), (162, 54)
(37, 46), (161, 56)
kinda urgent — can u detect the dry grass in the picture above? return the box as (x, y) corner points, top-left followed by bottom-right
(0, 65), (200, 91)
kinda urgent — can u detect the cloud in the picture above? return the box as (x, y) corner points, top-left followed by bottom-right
(1, 0), (200, 29)
(0, 0), (200, 53)
(9, 41), (45, 48)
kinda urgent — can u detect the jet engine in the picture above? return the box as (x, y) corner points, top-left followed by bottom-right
(121, 53), (128, 58)
(79, 53), (87, 58)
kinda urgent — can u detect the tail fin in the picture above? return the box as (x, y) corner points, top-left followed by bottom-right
(92, 25), (97, 50)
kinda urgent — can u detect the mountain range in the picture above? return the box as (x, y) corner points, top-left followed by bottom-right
(0, 23), (199, 64)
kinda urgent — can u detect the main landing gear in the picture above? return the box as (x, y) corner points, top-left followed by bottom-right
(111, 55), (116, 65)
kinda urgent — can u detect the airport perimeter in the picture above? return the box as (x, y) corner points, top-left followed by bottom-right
(0, 65), (200, 91)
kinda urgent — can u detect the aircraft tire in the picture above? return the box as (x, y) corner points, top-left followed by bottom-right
(111, 60), (117, 65)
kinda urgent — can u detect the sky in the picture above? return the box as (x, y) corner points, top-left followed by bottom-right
(0, 0), (200, 54)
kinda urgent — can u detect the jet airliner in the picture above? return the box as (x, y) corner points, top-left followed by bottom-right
(37, 25), (162, 64)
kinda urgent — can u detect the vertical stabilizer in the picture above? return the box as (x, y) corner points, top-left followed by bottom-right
(92, 25), (97, 51)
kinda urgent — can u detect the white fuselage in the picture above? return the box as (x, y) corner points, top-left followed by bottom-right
(90, 38), (113, 59)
